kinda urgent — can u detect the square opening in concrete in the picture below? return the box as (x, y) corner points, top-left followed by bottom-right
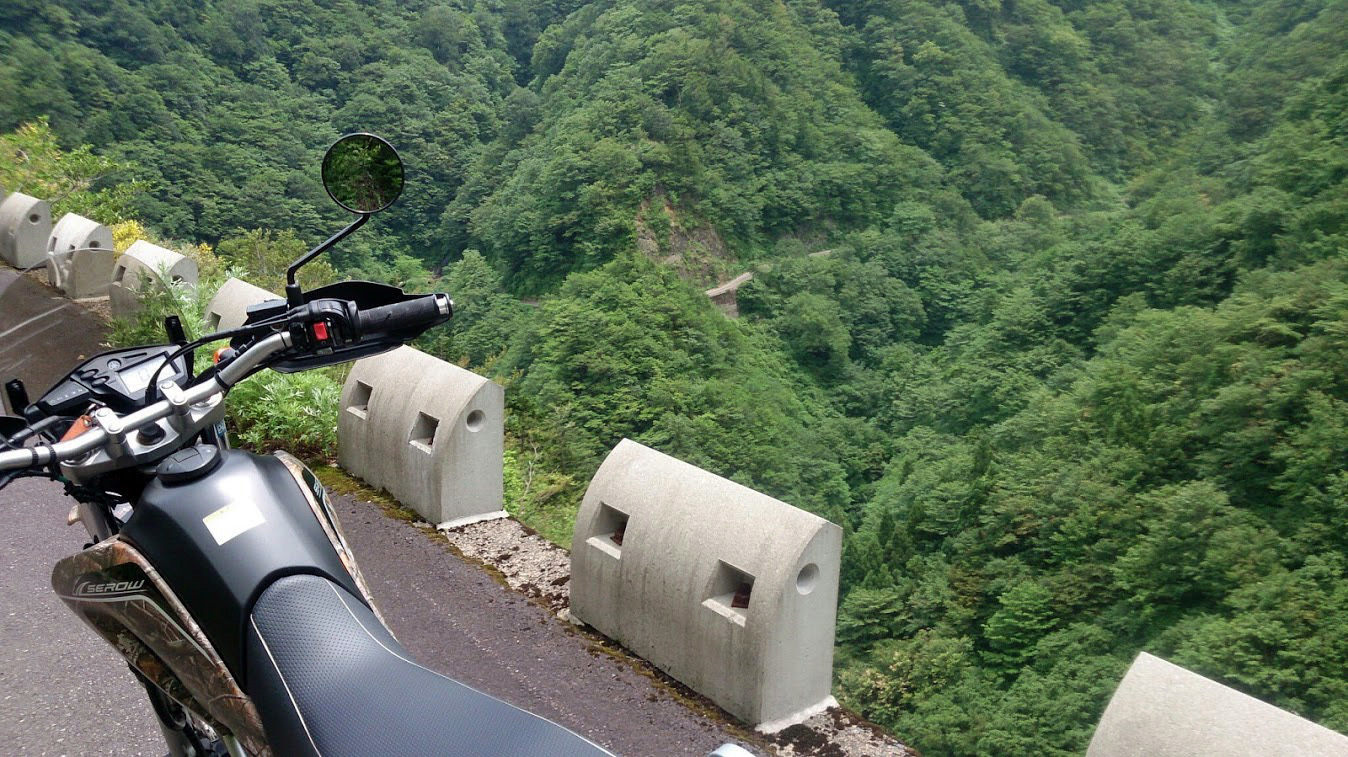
(205, 311), (221, 332)
(346, 381), (372, 420)
(702, 560), (755, 627)
(112, 262), (127, 283)
(408, 411), (439, 453)
(585, 502), (629, 560)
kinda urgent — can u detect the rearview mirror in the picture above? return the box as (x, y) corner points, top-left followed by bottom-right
(321, 133), (404, 214)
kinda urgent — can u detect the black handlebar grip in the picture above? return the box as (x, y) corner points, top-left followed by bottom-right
(356, 294), (452, 336)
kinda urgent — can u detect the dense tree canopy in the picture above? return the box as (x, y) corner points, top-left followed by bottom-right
(4, 0), (1347, 753)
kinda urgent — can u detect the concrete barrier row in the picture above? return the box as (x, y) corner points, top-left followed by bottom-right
(570, 439), (842, 731)
(0, 192), (199, 307)
(1089, 652), (1348, 755)
(331, 348), (844, 731)
(331, 361), (845, 731)
(338, 346), (504, 528)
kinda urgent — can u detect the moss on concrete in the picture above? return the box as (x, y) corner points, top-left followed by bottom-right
(312, 464), (419, 523)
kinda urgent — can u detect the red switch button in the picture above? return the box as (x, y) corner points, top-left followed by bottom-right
(312, 320), (330, 342)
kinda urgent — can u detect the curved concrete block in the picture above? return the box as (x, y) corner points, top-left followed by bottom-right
(47, 213), (114, 297)
(0, 192), (52, 270)
(338, 346), (504, 526)
(109, 240), (199, 317)
(1088, 652), (1348, 756)
(204, 277), (280, 331)
(570, 439), (842, 730)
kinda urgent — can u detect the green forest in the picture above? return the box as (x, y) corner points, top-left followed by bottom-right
(3, 0), (1347, 753)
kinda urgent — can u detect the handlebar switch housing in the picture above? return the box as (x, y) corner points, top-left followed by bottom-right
(290, 298), (357, 354)
(259, 281), (449, 374)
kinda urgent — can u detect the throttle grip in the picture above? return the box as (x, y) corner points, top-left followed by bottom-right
(355, 294), (452, 335)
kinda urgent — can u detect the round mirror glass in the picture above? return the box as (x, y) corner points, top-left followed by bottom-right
(321, 133), (404, 214)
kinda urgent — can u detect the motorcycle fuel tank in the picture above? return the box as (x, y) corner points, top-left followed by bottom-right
(122, 447), (362, 684)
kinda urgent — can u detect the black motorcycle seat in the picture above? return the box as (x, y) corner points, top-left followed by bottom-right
(245, 573), (613, 756)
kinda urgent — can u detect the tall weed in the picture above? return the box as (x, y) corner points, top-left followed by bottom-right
(226, 367), (344, 459)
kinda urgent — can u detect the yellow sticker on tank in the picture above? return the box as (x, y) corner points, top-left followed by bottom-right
(202, 500), (266, 545)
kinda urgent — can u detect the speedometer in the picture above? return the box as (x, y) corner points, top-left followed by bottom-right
(119, 357), (168, 395)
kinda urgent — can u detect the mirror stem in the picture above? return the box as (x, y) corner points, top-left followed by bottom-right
(285, 213), (369, 306)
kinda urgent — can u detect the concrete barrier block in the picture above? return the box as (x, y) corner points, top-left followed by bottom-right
(47, 213), (114, 298)
(570, 439), (842, 730)
(338, 346), (504, 525)
(1088, 652), (1348, 756)
(0, 192), (52, 270)
(109, 240), (199, 317)
(204, 277), (280, 331)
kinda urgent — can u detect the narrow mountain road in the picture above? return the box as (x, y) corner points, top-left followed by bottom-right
(0, 267), (162, 754)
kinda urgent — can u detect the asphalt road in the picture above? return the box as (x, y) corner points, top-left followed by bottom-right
(0, 267), (164, 754)
(0, 477), (165, 756)
(0, 269), (750, 755)
(0, 268), (110, 414)
(0, 478), (751, 756)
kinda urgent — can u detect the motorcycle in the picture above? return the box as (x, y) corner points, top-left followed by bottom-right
(0, 134), (752, 757)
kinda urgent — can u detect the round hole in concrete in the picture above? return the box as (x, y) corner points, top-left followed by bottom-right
(88, 240), (100, 248)
(465, 409), (485, 432)
(28, 213), (40, 224)
(796, 563), (819, 595)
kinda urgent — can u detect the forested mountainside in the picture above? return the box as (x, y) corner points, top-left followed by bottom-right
(4, 0), (1347, 753)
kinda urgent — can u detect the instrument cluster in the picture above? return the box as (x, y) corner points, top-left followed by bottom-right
(36, 345), (188, 417)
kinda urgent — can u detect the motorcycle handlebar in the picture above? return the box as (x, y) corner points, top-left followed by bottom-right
(0, 291), (451, 473)
(0, 331), (294, 472)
